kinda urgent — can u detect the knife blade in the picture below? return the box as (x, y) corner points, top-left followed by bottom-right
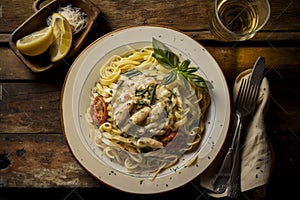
(250, 56), (265, 85)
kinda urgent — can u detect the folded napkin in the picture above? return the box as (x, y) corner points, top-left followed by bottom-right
(199, 69), (274, 198)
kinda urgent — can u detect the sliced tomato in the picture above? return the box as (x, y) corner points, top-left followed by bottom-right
(160, 132), (177, 146)
(90, 96), (107, 126)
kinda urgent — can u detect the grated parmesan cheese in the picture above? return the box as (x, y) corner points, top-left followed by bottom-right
(47, 4), (87, 35)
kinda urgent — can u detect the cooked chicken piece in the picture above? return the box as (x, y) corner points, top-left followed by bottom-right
(136, 137), (164, 149)
(156, 85), (171, 99)
(129, 106), (151, 124)
(114, 100), (134, 126)
(147, 102), (166, 123)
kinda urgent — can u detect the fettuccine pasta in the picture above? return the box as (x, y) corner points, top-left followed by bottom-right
(86, 46), (210, 180)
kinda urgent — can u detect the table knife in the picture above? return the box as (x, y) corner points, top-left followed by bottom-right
(250, 56), (265, 85)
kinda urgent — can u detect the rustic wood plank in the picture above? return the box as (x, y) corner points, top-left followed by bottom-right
(185, 31), (300, 42)
(0, 83), (62, 133)
(205, 46), (300, 80)
(0, 78), (299, 134)
(0, 34), (10, 43)
(0, 0), (299, 32)
(0, 1), (34, 32)
(265, 79), (300, 135)
(2, 31), (300, 44)
(0, 134), (101, 187)
(0, 131), (298, 196)
(0, 47), (70, 81)
(1, 45), (299, 80)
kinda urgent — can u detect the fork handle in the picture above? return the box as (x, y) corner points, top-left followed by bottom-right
(212, 114), (242, 194)
(212, 147), (234, 193)
(227, 117), (242, 198)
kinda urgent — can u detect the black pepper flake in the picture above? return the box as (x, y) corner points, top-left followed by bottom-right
(256, 174), (258, 178)
(165, 184), (169, 187)
(109, 171), (116, 175)
(208, 156), (211, 159)
(140, 180), (144, 185)
(256, 166), (260, 169)
(258, 158), (263, 161)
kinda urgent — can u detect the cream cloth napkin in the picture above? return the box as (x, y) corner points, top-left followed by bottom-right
(199, 69), (274, 198)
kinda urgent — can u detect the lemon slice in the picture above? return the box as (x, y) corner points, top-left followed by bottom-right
(49, 13), (73, 62)
(16, 26), (53, 56)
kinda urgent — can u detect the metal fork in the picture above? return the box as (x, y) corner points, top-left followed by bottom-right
(213, 77), (260, 198)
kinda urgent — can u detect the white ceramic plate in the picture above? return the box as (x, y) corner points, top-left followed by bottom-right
(61, 25), (230, 194)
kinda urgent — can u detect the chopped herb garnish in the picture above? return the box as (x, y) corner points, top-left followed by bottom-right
(135, 87), (149, 96)
(148, 83), (158, 105)
(135, 83), (158, 105)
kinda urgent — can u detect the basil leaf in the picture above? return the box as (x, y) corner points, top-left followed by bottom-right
(178, 73), (189, 88)
(152, 38), (178, 69)
(162, 70), (177, 85)
(152, 53), (173, 69)
(187, 73), (204, 81)
(152, 37), (210, 88)
(152, 37), (172, 56)
(194, 80), (213, 89)
(204, 81), (214, 89)
(165, 51), (179, 68)
(178, 59), (190, 71)
(186, 67), (198, 73)
(193, 81), (208, 88)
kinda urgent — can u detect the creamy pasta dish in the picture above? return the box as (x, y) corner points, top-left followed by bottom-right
(86, 40), (210, 179)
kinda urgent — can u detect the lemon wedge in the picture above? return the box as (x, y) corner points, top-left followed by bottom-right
(49, 13), (73, 62)
(16, 26), (53, 56)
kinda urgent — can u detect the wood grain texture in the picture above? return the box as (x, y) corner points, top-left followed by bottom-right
(0, 83), (62, 133)
(1, 0), (299, 32)
(0, 134), (100, 188)
(0, 0), (299, 199)
(1, 45), (299, 81)
(0, 131), (298, 199)
(0, 79), (299, 134)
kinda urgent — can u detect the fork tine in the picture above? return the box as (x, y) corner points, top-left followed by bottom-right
(245, 79), (254, 106)
(243, 78), (251, 106)
(244, 78), (260, 113)
(239, 78), (251, 109)
(236, 77), (260, 115)
(236, 78), (246, 107)
(249, 83), (260, 108)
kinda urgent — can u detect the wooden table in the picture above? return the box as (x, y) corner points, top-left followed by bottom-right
(1, 0), (299, 199)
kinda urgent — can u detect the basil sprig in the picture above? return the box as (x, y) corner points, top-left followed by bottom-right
(152, 38), (211, 88)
